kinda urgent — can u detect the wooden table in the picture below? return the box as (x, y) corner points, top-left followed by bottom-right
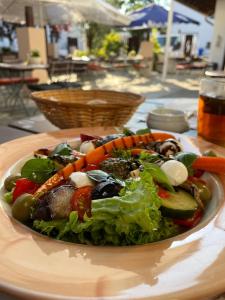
(0, 126), (31, 144)
(8, 97), (198, 138)
(0, 63), (49, 73)
(0, 62), (49, 81)
(0, 62), (49, 114)
(0, 128), (225, 300)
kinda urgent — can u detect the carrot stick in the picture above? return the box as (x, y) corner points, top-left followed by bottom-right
(193, 157), (225, 174)
(34, 132), (175, 198)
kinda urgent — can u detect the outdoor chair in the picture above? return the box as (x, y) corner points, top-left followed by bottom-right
(86, 62), (107, 79)
(175, 59), (209, 76)
(70, 61), (88, 80)
(155, 53), (177, 74)
(0, 76), (38, 114)
(48, 59), (71, 82)
(133, 41), (154, 76)
(0, 77), (24, 110)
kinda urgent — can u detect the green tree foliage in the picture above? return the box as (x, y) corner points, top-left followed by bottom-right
(97, 32), (123, 59)
(107, 0), (154, 12)
(86, 22), (110, 50)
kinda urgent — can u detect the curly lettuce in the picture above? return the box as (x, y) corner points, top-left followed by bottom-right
(33, 169), (180, 245)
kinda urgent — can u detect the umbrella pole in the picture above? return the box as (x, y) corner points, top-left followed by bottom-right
(162, 0), (174, 82)
(39, 1), (44, 27)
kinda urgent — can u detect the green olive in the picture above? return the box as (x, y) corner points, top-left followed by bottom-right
(4, 175), (21, 191)
(12, 193), (35, 222)
(195, 181), (212, 205)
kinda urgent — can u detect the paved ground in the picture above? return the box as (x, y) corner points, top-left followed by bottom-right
(0, 70), (200, 129)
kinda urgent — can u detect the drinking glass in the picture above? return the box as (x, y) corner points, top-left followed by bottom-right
(198, 71), (225, 146)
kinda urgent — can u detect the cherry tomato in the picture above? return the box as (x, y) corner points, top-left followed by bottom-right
(157, 186), (170, 199)
(173, 210), (202, 228)
(188, 176), (206, 185)
(70, 186), (92, 220)
(80, 134), (100, 142)
(193, 169), (205, 178)
(13, 178), (40, 202)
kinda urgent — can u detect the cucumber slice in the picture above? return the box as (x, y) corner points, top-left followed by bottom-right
(161, 190), (198, 219)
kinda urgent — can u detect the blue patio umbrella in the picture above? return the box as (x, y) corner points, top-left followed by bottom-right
(129, 4), (200, 28)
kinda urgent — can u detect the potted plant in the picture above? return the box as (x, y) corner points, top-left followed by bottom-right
(150, 28), (163, 71)
(28, 50), (41, 64)
(97, 32), (123, 61)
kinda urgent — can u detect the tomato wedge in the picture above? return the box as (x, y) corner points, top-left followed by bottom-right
(13, 178), (40, 202)
(173, 210), (202, 228)
(188, 176), (206, 185)
(80, 133), (101, 142)
(157, 186), (170, 199)
(71, 186), (92, 220)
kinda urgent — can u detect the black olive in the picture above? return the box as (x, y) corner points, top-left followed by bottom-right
(32, 199), (51, 221)
(33, 205), (51, 221)
(92, 181), (122, 200)
(94, 134), (123, 147)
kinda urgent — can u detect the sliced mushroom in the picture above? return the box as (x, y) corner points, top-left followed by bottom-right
(153, 139), (183, 157)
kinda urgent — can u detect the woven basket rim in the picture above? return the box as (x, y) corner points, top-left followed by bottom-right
(31, 89), (145, 108)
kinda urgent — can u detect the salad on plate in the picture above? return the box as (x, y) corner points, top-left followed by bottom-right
(3, 128), (224, 246)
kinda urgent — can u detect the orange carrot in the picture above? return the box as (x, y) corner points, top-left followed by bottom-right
(193, 156), (225, 174)
(34, 132), (175, 198)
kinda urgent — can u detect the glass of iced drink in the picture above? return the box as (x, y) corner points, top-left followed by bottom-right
(198, 71), (225, 146)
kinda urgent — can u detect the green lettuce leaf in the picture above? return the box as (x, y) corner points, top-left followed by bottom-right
(33, 168), (180, 245)
(136, 128), (151, 135)
(174, 152), (198, 176)
(50, 143), (73, 156)
(141, 162), (175, 192)
(21, 158), (57, 184)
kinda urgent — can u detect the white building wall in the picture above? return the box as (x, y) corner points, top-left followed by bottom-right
(172, 1), (213, 57)
(210, 0), (225, 69)
(48, 24), (87, 57)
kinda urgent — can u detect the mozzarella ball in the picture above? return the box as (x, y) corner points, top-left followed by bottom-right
(79, 141), (95, 154)
(70, 172), (94, 188)
(160, 160), (188, 186)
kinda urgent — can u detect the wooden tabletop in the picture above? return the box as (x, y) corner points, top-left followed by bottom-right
(0, 126), (31, 144)
(0, 128), (225, 300)
(0, 62), (49, 71)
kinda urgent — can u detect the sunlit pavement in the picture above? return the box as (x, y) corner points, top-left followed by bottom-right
(0, 71), (201, 129)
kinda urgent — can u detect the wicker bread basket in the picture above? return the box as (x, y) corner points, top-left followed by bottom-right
(31, 89), (144, 128)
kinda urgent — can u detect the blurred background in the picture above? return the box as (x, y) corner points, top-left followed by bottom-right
(0, 0), (224, 141)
